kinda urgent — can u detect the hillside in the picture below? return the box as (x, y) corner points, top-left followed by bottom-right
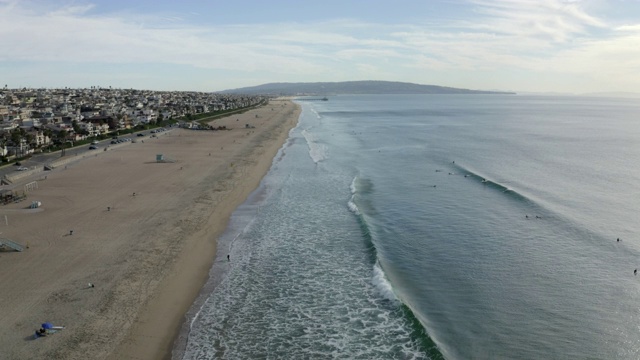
(219, 80), (514, 95)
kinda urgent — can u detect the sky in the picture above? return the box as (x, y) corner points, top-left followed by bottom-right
(1, 0), (640, 93)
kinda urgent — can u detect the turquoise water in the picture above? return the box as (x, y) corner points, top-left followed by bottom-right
(177, 95), (640, 359)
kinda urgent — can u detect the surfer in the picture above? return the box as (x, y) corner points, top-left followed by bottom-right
(635, 269), (637, 275)
(227, 254), (230, 262)
(526, 215), (529, 219)
(617, 238), (620, 242)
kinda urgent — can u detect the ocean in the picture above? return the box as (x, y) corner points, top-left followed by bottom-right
(176, 94), (640, 359)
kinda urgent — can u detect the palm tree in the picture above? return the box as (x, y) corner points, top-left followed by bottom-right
(57, 130), (69, 156)
(43, 128), (53, 141)
(42, 129), (53, 151)
(56, 129), (68, 142)
(25, 133), (35, 151)
(0, 137), (7, 161)
(10, 128), (28, 158)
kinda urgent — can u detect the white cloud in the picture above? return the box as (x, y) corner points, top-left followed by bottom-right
(615, 24), (640, 32)
(0, 0), (638, 92)
(468, 0), (605, 42)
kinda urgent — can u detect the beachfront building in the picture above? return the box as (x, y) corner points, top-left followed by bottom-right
(6, 138), (32, 157)
(0, 87), (267, 154)
(82, 116), (113, 135)
(77, 121), (95, 137)
(31, 130), (51, 147)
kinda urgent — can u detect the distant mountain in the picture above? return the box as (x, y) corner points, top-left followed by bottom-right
(219, 81), (515, 95)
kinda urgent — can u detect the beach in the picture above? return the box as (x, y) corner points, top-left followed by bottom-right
(0, 99), (300, 360)
(174, 95), (640, 360)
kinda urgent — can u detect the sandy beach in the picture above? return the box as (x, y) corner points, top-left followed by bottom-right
(0, 99), (300, 360)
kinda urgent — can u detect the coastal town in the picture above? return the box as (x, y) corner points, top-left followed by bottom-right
(0, 87), (265, 161)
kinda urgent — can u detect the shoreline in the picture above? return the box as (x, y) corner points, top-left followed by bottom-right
(0, 99), (300, 360)
(113, 100), (301, 360)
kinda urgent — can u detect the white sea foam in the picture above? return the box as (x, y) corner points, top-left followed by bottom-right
(372, 262), (399, 303)
(301, 129), (328, 163)
(348, 199), (360, 215)
(180, 102), (428, 360)
(347, 177), (361, 214)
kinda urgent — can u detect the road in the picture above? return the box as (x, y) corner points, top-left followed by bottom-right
(0, 129), (168, 180)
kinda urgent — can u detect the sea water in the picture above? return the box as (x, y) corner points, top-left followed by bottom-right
(177, 94), (640, 359)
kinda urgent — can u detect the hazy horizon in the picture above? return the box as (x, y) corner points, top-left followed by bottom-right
(1, 0), (639, 94)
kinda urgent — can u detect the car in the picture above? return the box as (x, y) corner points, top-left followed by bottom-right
(137, 133), (145, 137)
(110, 140), (117, 144)
(16, 166), (28, 171)
(91, 141), (98, 145)
(89, 145), (98, 150)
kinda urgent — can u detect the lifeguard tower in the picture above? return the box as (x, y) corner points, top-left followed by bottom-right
(156, 154), (176, 163)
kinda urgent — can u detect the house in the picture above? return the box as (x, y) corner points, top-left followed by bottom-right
(31, 130), (51, 147)
(0, 120), (18, 133)
(83, 115), (114, 135)
(77, 121), (95, 136)
(6, 138), (32, 157)
(21, 118), (41, 128)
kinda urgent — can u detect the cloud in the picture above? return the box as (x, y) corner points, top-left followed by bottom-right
(0, 0), (638, 92)
(466, 0), (605, 43)
(615, 24), (640, 32)
(0, 3), (326, 75)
